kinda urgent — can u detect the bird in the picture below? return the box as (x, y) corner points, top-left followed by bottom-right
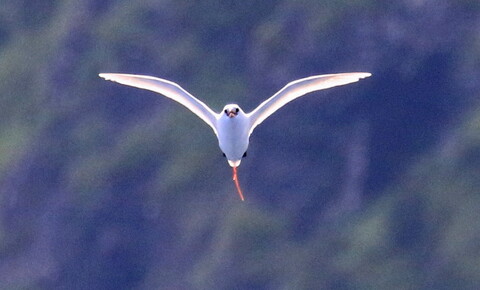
(99, 72), (371, 200)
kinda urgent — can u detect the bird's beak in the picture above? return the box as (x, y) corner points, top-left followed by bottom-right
(228, 159), (241, 167)
(228, 111), (236, 118)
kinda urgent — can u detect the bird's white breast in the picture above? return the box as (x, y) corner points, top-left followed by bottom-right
(216, 114), (250, 162)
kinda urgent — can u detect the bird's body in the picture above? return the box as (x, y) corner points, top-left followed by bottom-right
(99, 72), (371, 200)
(216, 105), (250, 167)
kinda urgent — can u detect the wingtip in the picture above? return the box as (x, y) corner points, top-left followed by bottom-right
(99, 73), (113, 79)
(336, 72), (372, 81)
(99, 73), (119, 82)
(361, 72), (372, 78)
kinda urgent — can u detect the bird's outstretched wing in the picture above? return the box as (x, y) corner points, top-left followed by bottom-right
(99, 73), (219, 135)
(247, 72), (371, 135)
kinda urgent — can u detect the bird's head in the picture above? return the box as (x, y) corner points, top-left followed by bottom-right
(223, 104), (243, 118)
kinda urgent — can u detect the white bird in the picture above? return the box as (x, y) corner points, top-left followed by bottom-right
(99, 72), (371, 200)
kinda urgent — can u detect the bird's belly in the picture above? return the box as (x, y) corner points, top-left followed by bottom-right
(217, 119), (249, 161)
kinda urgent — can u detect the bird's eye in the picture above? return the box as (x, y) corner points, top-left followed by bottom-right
(235, 108), (239, 113)
(224, 109), (228, 114)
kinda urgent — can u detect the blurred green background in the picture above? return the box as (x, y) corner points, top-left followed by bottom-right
(1, 0), (480, 289)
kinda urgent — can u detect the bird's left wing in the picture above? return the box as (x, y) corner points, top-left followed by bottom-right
(247, 72), (371, 135)
(99, 73), (219, 135)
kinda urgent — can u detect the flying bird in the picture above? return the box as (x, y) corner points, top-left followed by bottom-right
(99, 72), (371, 200)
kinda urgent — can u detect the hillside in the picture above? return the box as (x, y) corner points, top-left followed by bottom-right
(0, 1), (479, 288)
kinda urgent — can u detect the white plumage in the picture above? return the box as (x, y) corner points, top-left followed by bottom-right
(99, 72), (371, 200)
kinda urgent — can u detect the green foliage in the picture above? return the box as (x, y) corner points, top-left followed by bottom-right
(1, 0), (480, 289)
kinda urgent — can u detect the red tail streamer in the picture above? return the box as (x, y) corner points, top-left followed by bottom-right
(232, 167), (245, 201)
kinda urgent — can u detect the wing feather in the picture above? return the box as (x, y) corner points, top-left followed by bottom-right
(99, 73), (219, 135)
(247, 72), (371, 135)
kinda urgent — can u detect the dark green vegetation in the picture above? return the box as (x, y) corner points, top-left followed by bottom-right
(1, 1), (480, 289)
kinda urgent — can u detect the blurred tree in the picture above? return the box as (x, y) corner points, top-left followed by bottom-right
(0, 0), (479, 289)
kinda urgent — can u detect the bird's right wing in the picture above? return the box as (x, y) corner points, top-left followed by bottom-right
(99, 73), (219, 135)
(247, 72), (371, 135)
